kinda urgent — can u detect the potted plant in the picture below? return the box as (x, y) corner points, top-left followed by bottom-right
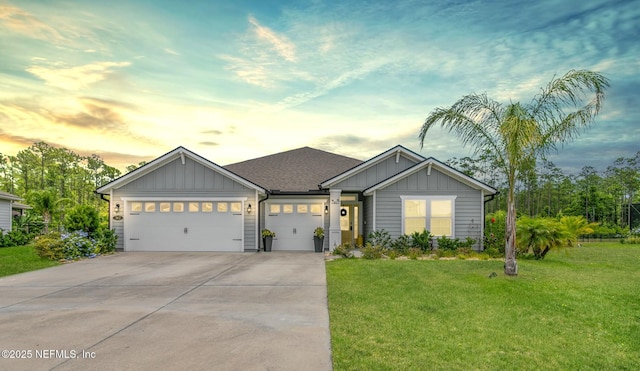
(313, 227), (324, 253)
(262, 229), (275, 252)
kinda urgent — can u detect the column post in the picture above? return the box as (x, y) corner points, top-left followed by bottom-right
(328, 189), (342, 251)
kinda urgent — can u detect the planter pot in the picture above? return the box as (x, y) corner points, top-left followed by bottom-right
(263, 236), (273, 252)
(314, 236), (324, 253)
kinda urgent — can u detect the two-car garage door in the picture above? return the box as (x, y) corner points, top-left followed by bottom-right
(124, 200), (243, 251)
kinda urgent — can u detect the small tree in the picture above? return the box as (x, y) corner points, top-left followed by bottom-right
(64, 205), (100, 235)
(516, 217), (570, 259)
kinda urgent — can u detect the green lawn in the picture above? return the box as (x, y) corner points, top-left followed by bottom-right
(326, 243), (640, 370)
(0, 245), (60, 277)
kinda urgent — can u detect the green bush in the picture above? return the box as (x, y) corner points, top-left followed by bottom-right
(484, 210), (506, 253)
(34, 232), (65, 260)
(332, 244), (354, 258)
(367, 230), (392, 250)
(621, 236), (640, 244)
(411, 229), (433, 252)
(407, 247), (422, 260)
(93, 227), (118, 253)
(62, 231), (97, 259)
(64, 205), (100, 235)
(436, 236), (457, 250)
(0, 230), (33, 247)
(484, 247), (502, 258)
(361, 242), (384, 259)
(390, 234), (413, 255)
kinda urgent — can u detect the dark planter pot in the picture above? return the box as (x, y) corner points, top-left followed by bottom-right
(263, 236), (273, 252)
(314, 236), (324, 253)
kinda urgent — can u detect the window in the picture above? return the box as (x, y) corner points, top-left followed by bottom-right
(217, 202), (228, 213)
(401, 196), (456, 236)
(160, 202), (171, 212)
(131, 202), (142, 212)
(189, 202), (199, 212)
(230, 202), (242, 213)
(297, 204), (308, 213)
(283, 204), (293, 214)
(173, 202), (184, 212)
(202, 202), (213, 212)
(145, 202), (156, 212)
(269, 204), (280, 214)
(310, 204), (322, 215)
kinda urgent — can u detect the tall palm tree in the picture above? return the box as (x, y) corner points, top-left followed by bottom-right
(419, 70), (609, 275)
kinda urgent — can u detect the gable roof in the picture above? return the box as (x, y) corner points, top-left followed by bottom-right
(363, 157), (498, 196)
(96, 146), (266, 194)
(319, 145), (425, 188)
(0, 191), (21, 201)
(224, 147), (362, 193)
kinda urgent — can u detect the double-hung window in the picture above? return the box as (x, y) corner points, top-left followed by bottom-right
(401, 196), (456, 237)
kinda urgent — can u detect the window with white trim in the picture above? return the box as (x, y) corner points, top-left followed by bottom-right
(401, 196), (456, 237)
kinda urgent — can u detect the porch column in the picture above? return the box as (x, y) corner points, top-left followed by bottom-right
(329, 189), (342, 251)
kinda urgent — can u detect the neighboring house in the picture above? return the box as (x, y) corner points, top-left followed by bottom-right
(96, 145), (497, 252)
(0, 191), (23, 233)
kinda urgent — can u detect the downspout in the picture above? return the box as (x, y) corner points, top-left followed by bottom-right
(97, 191), (110, 228)
(257, 191), (270, 252)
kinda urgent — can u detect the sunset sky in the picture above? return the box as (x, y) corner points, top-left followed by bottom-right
(1, 0), (638, 173)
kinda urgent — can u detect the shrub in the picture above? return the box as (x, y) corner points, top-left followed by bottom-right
(65, 205), (100, 235)
(411, 229), (433, 252)
(62, 231), (97, 259)
(0, 230), (33, 247)
(367, 230), (392, 250)
(407, 247), (422, 260)
(390, 234), (413, 255)
(93, 227), (118, 253)
(484, 247), (502, 258)
(361, 242), (384, 259)
(436, 236), (457, 251)
(516, 217), (571, 260)
(485, 210), (506, 253)
(332, 244), (354, 258)
(34, 232), (65, 260)
(621, 236), (640, 244)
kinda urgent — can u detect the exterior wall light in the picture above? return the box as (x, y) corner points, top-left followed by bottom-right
(114, 203), (121, 213)
(247, 203), (252, 214)
(324, 205), (328, 214)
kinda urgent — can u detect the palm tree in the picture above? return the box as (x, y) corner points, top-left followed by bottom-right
(419, 70), (609, 275)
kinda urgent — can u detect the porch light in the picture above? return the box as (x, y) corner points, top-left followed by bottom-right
(247, 204), (252, 214)
(324, 205), (328, 214)
(114, 203), (121, 213)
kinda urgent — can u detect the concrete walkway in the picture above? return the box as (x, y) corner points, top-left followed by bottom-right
(0, 252), (332, 371)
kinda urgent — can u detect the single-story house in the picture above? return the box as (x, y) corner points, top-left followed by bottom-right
(96, 145), (497, 252)
(0, 191), (24, 233)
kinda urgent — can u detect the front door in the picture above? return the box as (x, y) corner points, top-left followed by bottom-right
(340, 204), (360, 246)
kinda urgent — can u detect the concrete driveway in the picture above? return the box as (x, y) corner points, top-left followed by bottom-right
(0, 252), (332, 371)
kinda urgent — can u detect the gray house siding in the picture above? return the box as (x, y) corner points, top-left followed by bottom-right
(110, 157), (258, 251)
(372, 168), (484, 250)
(0, 200), (11, 232)
(331, 155), (419, 191)
(363, 195), (374, 240)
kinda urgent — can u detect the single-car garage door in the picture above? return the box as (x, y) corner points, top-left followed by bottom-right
(266, 202), (324, 251)
(125, 200), (244, 251)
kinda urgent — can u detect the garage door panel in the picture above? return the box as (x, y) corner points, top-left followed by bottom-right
(266, 202), (324, 251)
(125, 201), (243, 252)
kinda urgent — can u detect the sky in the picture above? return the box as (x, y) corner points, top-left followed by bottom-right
(1, 0), (638, 174)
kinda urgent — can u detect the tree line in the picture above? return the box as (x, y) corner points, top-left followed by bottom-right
(449, 151), (640, 232)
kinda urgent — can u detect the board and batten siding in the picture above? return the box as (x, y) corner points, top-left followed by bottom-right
(331, 154), (419, 191)
(0, 200), (11, 232)
(372, 167), (484, 250)
(363, 195), (374, 239)
(110, 157), (258, 251)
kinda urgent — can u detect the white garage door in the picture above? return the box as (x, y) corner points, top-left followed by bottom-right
(266, 202), (324, 251)
(125, 200), (244, 251)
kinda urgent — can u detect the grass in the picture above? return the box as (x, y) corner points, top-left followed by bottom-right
(326, 242), (640, 370)
(0, 244), (60, 277)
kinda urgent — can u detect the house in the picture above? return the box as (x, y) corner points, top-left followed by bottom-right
(96, 145), (497, 252)
(0, 191), (24, 233)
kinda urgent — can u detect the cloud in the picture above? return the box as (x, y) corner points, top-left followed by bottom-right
(198, 141), (219, 146)
(0, 3), (64, 42)
(248, 15), (296, 62)
(0, 129), (42, 148)
(164, 48), (180, 55)
(47, 98), (128, 132)
(26, 61), (131, 90)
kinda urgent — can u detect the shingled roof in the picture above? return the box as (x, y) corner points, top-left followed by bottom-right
(224, 147), (363, 193)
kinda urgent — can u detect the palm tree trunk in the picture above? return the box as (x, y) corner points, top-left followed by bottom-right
(505, 181), (518, 276)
